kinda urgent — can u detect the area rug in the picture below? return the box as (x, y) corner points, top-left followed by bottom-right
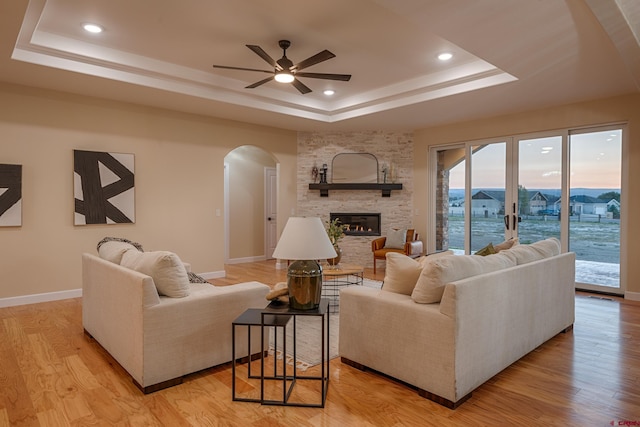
(268, 278), (382, 370)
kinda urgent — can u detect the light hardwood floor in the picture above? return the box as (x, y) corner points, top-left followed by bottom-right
(1, 260), (639, 426)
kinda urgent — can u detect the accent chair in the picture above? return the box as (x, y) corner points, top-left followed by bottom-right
(371, 228), (423, 274)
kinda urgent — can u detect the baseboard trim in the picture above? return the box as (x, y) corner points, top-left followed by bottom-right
(226, 255), (267, 265)
(0, 289), (82, 308)
(625, 291), (640, 301)
(198, 270), (226, 280)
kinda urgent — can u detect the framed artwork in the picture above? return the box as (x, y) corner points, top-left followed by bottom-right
(74, 150), (135, 225)
(0, 164), (22, 227)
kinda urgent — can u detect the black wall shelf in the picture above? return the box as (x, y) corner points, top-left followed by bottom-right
(308, 183), (402, 197)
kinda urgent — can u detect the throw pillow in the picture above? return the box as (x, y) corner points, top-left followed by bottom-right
(385, 229), (407, 249)
(503, 244), (544, 265)
(381, 253), (447, 293)
(415, 250), (454, 268)
(411, 252), (515, 304)
(494, 238), (518, 252)
(474, 243), (496, 256)
(502, 237), (560, 265)
(121, 250), (190, 298)
(530, 237), (560, 258)
(97, 241), (139, 264)
(188, 271), (209, 284)
(382, 252), (422, 295)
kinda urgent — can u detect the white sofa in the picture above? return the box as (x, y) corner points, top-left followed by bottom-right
(339, 238), (575, 408)
(82, 249), (270, 393)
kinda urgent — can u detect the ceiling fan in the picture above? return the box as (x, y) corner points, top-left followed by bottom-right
(213, 40), (351, 94)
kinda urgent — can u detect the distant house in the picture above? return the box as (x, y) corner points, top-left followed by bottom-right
(553, 195), (613, 215)
(607, 199), (621, 211)
(469, 190), (558, 216)
(471, 190), (504, 216)
(458, 190), (617, 217)
(527, 191), (550, 214)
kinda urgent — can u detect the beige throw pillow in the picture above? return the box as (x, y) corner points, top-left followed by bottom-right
(411, 252), (515, 304)
(501, 237), (560, 265)
(98, 241), (139, 264)
(382, 250), (455, 295)
(382, 252), (422, 295)
(530, 237), (560, 257)
(121, 250), (190, 298)
(494, 238), (518, 252)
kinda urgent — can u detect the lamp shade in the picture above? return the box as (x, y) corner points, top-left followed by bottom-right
(272, 217), (337, 260)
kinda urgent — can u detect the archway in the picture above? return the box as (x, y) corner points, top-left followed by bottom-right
(224, 145), (278, 263)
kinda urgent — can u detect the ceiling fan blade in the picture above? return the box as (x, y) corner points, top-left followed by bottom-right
(291, 78), (312, 94)
(296, 72), (351, 81)
(246, 76), (274, 89)
(294, 50), (336, 71)
(246, 45), (279, 69)
(213, 65), (274, 74)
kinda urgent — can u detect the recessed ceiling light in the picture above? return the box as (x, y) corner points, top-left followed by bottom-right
(83, 23), (103, 34)
(438, 52), (453, 61)
(323, 90), (335, 96)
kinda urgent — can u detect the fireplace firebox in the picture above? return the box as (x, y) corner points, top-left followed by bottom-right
(330, 213), (381, 236)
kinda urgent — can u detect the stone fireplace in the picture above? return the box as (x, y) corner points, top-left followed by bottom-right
(330, 212), (381, 236)
(296, 131), (415, 267)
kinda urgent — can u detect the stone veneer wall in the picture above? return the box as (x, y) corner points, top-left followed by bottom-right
(297, 131), (416, 268)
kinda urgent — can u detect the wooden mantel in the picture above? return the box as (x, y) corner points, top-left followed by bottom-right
(308, 183), (402, 197)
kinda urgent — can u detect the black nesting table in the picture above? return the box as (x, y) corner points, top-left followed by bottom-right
(231, 298), (330, 407)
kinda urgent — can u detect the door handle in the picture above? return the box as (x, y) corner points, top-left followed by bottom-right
(503, 215), (510, 230)
(267, 217), (272, 221)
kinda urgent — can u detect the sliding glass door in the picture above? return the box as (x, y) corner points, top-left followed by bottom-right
(568, 128), (622, 291)
(516, 135), (563, 244)
(430, 125), (624, 294)
(470, 142), (507, 253)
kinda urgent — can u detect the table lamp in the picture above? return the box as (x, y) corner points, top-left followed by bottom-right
(272, 217), (337, 310)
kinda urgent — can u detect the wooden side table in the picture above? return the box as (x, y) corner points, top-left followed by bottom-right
(322, 263), (364, 312)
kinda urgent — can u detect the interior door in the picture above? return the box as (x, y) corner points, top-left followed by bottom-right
(265, 167), (277, 259)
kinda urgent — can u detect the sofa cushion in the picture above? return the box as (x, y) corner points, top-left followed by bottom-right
(120, 250), (190, 298)
(382, 251), (455, 295)
(502, 237), (560, 265)
(98, 241), (139, 264)
(385, 229), (407, 249)
(411, 252), (516, 304)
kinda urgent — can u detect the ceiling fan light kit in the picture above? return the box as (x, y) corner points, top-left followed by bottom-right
(213, 39), (351, 94)
(275, 71), (295, 83)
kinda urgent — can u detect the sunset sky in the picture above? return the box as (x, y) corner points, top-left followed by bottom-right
(449, 129), (621, 190)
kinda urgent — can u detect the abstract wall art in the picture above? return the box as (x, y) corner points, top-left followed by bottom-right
(0, 164), (22, 227)
(74, 150), (135, 225)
